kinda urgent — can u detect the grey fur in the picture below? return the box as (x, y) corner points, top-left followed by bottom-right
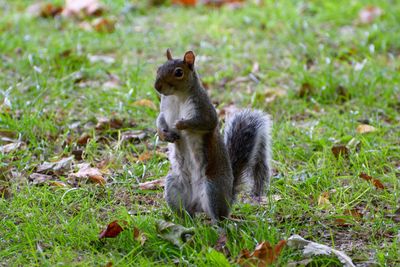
(154, 50), (272, 222)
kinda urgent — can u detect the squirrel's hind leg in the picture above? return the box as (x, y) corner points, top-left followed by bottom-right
(203, 181), (231, 222)
(165, 174), (194, 217)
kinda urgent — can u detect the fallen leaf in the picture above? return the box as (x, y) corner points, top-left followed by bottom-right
(218, 104), (240, 119)
(356, 124), (377, 134)
(138, 151), (153, 162)
(37, 156), (74, 175)
(95, 117), (123, 130)
(334, 218), (352, 227)
(49, 181), (68, 187)
(344, 209), (363, 220)
(358, 6), (382, 24)
(331, 144), (349, 158)
(214, 232), (230, 256)
(172, 0), (197, 6)
(0, 141), (24, 154)
(0, 184), (11, 199)
(121, 130), (147, 143)
(69, 163), (106, 185)
(317, 192), (331, 208)
(138, 178), (165, 190)
(238, 240), (286, 267)
(287, 235), (355, 267)
(203, 0), (245, 8)
(103, 73), (121, 89)
(91, 18), (116, 33)
(156, 219), (195, 247)
(26, 2), (63, 18)
(29, 173), (54, 185)
(77, 133), (92, 145)
(359, 173), (385, 189)
(133, 227), (147, 245)
(133, 99), (157, 110)
(299, 82), (314, 98)
(99, 220), (126, 239)
(63, 0), (104, 17)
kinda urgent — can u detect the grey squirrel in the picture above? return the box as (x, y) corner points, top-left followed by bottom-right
(154, 49), (272, 222)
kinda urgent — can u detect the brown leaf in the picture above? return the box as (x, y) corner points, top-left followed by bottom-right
(133, 227), (147, 245)
(62, 0), (104, 17)
(204, 0), (245, 8)
(138, 151), (153, 162)
(26, 2), (63, 18)
(238, 240), (286, 266)
(95, 117), (123, 130)
(49, 181), (68, 187)
(37, 156), (74, 175)
(69, 163), (106, 185)
(138, 178), (165, 190)
(99, 220), (126, 239)
(334, 218), (352, 227)
(172, 0), (197, 6)
(331, 144), (349, 158)
(359, 173), (385, 189)
(356, 124), (377, 134)
(121, 130), (147, 143)
(77, 133), (92, 145)
(0, 184), (11, 199)
(358, 6), (383, 24)
(299, 82), (314, 98)
(214, 232), (230, 256)
(344, 209), (363, 220)
(133, 99), (157, 110)
(29, 173), (54, 185)
(92, 18), (116, 33)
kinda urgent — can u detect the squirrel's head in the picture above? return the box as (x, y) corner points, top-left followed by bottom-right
(154, 49), (197, 96)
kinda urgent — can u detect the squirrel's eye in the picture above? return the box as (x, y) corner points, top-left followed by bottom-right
(174, 68), (184, 79)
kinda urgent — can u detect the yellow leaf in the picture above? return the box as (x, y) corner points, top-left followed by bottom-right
(133, 99), (157, 110)
(356, 124), (376, 134)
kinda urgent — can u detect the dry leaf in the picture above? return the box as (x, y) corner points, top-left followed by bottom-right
(359, 173), (385, 189)
(49, 181), (68, 187)
(0, 141), (24, 154)
(138, 151), (153, 162)
(356, 124), (376, 134)
(63, 0), (104, 17)
(214, 232), (229, 256)
(139, 178), (165, 190)
(358, 6), (382, 24)
(156, 219), (195, 247)
(26, 2), (63, 18)
(69, 164), (106, 185)
(133, 99), (157, 110)
(29, 173), (54, 185)
(121, 130), (147, 143)
(133, 227), (147, 245)
(331, 144), (349, 159)
(172, 0), (197, 6)
(238, 240), (286, 267)
(95, 117), (123, 130)
(287, 235), (355, 267)
(99, 220), (126, 239)
(103, 73), (121, 89)
(77, 133), (91, 145)
(37, 156), (74, 175)
(317, 192), (331, 208)
(92, 18), (116, 33)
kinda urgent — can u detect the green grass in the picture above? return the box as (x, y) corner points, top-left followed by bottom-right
(1, 0), (399, 266)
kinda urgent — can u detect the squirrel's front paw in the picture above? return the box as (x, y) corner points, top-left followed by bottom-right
(174, 119), (187, 130)
(158, 128), (180, 143)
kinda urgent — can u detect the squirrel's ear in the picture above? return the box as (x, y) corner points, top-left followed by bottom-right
(166, 49), (173, 60)
(183, 51), (195, 70)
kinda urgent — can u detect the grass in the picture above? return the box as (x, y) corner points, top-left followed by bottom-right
(1, 0), (399, 266)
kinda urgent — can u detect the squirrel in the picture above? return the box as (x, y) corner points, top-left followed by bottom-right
(154, 49), (272, 222)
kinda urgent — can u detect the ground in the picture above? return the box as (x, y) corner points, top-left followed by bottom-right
(0, 0), (399, 266)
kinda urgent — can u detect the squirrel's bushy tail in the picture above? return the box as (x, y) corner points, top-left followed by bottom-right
(224, 109), (272, 198)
